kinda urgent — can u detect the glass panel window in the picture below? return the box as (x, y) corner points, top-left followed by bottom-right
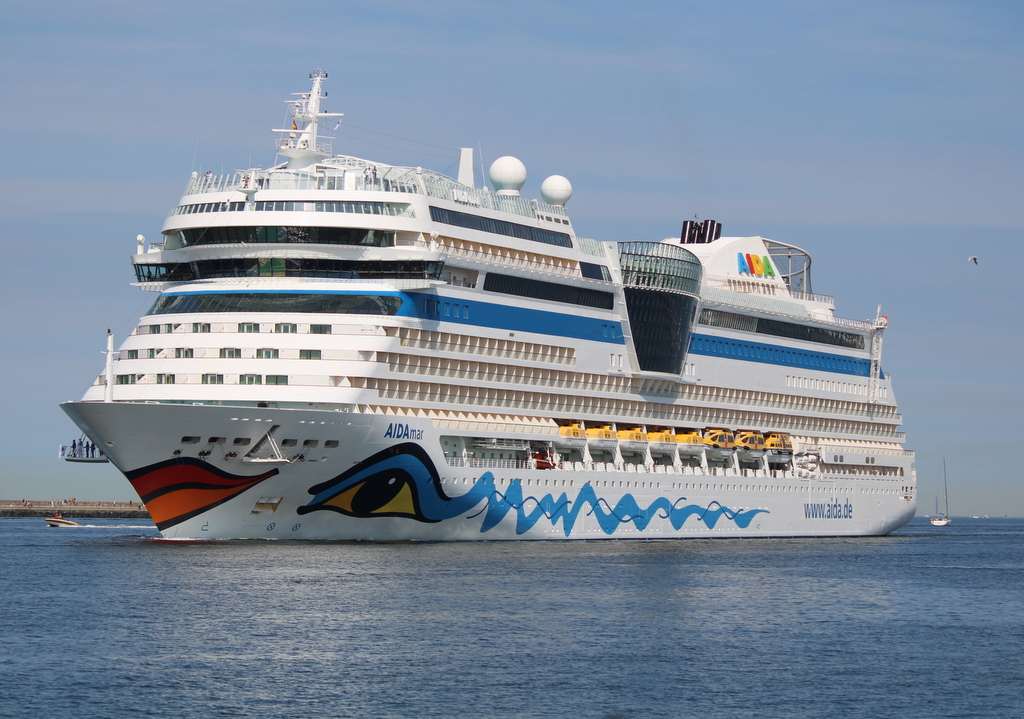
(310, 324), (331, 334)
(147, 348), (158, 359)
(299, 350), (321, 360)
(147, 325), (161, 334)
(175, 348), (194, 358)
(202, 374), (224, 384)
(115, 375), (136, 384)
(275, 323), (297, 333)
(266, 375), (288, 385)
(156, 374), (175, 384)
(256, 348), (279, 359)
(219, 348), (242, 358)
(239, 374), (262, 385)
(126, 350), (139, 359)
(154, 294), (403, 316)
(238, 322), (260, 333)
(193, 323), (211, 333)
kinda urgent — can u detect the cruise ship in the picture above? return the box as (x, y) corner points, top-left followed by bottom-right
(62, 71), (916, 540)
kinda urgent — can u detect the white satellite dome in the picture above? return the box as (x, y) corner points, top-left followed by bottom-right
(540, 175), (572, 207)
(489, 156), (527, 196)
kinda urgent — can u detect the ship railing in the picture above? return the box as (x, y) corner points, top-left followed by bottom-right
(704, 274), (836, 305)
(420, 174), (568, 221)
(180, 163), (573, 221)
(444, 456), (804, 479)
(437, 243), (582, 278)
(701, 284), (873, 330)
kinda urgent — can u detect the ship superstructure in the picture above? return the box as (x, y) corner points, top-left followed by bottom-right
(62, 71), (916, 539)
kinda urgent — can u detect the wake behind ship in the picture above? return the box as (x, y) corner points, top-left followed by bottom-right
(62, 71), (916, 540)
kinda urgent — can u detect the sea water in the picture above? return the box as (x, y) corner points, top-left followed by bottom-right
(1, 517), (1021, 718)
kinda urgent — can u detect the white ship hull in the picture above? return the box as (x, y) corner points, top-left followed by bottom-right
(63, 401), (915, 540)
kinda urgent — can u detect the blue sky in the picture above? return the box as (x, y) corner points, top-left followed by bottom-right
(1, 0), (1021, 514)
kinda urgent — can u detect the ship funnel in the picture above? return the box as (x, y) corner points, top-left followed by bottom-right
(458, 148), (475, 187)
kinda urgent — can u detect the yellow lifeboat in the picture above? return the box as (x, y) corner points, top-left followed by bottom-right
(734, 430), (767, 462)
(553, 422), (587, 451)
(764, 432), (794, 465)
(675, 429), (706, 457)
(617, 427), (649, 454)
(647, 428), (678, 455)
(586, 425), (618, 451)
(703, 427), (736, 462)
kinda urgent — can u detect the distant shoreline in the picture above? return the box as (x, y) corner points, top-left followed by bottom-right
(0, 500), (150, 519)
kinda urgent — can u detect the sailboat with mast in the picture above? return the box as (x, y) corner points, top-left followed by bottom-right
(931, 457), (951, 526)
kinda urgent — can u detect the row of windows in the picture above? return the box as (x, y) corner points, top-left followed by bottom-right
(172, 226), (395, 248)
(429, 206), (573, 248)
(688, 335), (870, 377)
(134, 258), (444, 283)
(483, 272), (615, 310)
(254, 200), (410, 216)
(181, 436), (335, 448)
(117, 374), (288, 385)
(421, 300), (471, 319)
(150, 293), (404, 316)
(125, 348), (319, 360)
(699, 308), (866, 350)
(141, 323), (334, 335)
(170, 201), (245, 216)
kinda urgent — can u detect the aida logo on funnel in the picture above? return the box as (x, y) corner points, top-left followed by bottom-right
(738, 253), (777, 277)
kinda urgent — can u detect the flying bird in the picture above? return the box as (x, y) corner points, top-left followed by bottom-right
(968, 256), (978, 264)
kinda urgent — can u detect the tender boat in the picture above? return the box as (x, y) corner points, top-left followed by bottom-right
(764, 432), (794, 465)
(703, 427), (736, 463)
(734, 430), (766, 462)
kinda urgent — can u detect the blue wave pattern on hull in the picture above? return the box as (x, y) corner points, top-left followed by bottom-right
(469, 477), (769, 536)
(299, 443), (769, 536)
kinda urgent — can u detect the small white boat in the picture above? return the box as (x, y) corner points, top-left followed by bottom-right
(45, 515), (79, 528)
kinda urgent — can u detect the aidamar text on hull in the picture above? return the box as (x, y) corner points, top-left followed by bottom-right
(62, 71), (916, 540)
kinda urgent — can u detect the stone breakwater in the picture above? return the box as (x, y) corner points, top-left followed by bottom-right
(0, 500), (150, 519)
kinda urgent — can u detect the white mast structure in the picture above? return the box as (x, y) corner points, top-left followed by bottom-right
(868, 306), (888, 404)
(272, 69), (343, 171)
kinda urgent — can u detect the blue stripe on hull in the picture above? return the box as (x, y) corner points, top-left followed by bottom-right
(405, 292), (626, 344)
(688, 333), (871, 376)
